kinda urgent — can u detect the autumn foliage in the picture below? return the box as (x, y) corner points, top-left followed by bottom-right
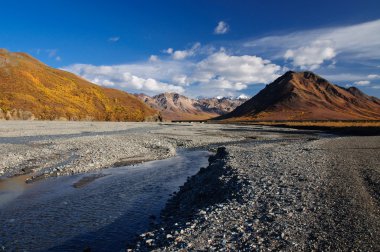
(0, 49), (158, 121)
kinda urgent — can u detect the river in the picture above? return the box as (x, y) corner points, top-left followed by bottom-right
(0, 150), (210, 251)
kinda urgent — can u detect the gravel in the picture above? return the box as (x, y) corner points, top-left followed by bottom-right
(0, 121), (251, 180)
(1, 121), (378, 251)
(131, 135), (380, 251)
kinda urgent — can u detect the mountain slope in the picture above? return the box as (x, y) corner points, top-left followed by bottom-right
(218, 71), (380, 121)
(135, 93), (247, 120)
(0, 49), (159, 121)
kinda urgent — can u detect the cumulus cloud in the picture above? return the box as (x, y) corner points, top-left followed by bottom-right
(164, 43), (201, 60)
(63, 64), (184, 94)
(194, 51), (281, 85)
(108, 37), (120, 42)
(149, 55), (159, 62)
(284, 40), (336, 70)
(63, 50), (281, 97)
(214, 21), (229, 34)
(354, 80), (370, 86)
(164, 48), (173, 54)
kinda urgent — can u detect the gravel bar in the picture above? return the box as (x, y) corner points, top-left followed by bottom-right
(1, 121), (378, 251)
(132, 136), (380, 251)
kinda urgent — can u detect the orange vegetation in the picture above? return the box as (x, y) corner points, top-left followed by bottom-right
(0, 49), (158, 121)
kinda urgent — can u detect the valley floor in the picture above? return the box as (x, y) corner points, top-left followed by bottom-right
(0, 121), (379, 251)
(0, 121), (249, 180)
(130, 127), (380, 251)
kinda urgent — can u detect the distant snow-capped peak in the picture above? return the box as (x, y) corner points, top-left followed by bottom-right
(238, 94), (249, 99)
(215, 94), (249, 100)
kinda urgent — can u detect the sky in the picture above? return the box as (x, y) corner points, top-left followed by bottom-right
(1, 0), (380, 98)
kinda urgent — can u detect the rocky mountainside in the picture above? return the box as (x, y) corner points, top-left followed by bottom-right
(135, 93), (247, 120)
(0, 49), (159, 121)
(219, 71), (380, 121)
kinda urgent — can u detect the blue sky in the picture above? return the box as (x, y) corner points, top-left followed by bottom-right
(2, 0), (380, 97)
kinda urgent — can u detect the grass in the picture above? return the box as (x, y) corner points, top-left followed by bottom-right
(250, 120), (380, 128)
(232, 120), (380, 136)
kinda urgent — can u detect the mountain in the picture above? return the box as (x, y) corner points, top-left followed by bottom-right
(0, 49), (159, 121)
(218, 71), (380, 121)
(197, 97), (248, 115)
(135, 93), (247, 121)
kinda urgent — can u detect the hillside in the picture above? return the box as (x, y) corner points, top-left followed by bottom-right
(218, 71), (380, 121)
(135, 93), (247, 121)
(0, 49), (159, 121)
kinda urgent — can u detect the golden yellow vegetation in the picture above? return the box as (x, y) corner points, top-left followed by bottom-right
(0, 50), (158, 121)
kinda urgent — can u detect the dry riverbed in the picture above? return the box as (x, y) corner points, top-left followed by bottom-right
(131, 132), (380, 251)
(0, 121), (248, 181)
(0, 121), (379, 251)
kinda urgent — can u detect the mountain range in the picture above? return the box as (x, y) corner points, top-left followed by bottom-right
(218, 71), (380, 121)
(1, 49), (379, 122)
(0, 49), (158, 121)
(135, 93), (247, 120)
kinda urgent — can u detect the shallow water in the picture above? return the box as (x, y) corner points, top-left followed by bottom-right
(0, 150), (210, 251)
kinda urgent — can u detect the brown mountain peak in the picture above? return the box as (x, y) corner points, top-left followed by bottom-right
(136, 93), (247, 121)
(218, 71), (380, 121)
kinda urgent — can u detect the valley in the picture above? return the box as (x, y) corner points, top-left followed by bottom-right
(0, 121), (379, 251)
(1, 1), (380, 250)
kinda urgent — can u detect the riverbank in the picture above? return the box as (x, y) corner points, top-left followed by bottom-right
(0, 121), (316, 182)
(1, 121), (378, 251)
(132, 135), (380, 251)
(0, 150), (211, 251)
(0, 121), (244, 181)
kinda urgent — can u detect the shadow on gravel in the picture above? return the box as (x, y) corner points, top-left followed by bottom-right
(162, 147), (245, 221)
(129, 147), (248, 250)
(362, 169), (380, 205)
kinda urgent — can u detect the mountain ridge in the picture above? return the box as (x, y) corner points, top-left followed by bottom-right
(135, 92), (247, 121)
(218, 71), (380, 121)
(0, 49), (159, 121)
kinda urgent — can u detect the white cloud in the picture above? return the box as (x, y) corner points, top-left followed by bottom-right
(214, 21), (229, 34)
(63, 50), (281, 97)
(284, 40), (336, 70)
(372, 85), (380, 89)
(46, 49), (58, 58)
(194, 51), (281, 85)
(245, 19), (380, 63)
(164, 48), (173, 54)
(165, 43), (201, 60)
(322, 73), (369, 82)
(354, 80), (370, 86)
(61, 19), (380, 98)
(238, 94), (249, 99)
(42, 49), (62, 62)
(63, 64), (184, 94)
(149, 55), (159, 62)
(172, 75), (189, 86)
(368, 74), (380, 79)
(108, 37), (120, 42)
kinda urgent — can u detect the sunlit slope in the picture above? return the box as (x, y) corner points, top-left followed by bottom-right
(218, 71), (380, 121)
(0, 49), (158, 121)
